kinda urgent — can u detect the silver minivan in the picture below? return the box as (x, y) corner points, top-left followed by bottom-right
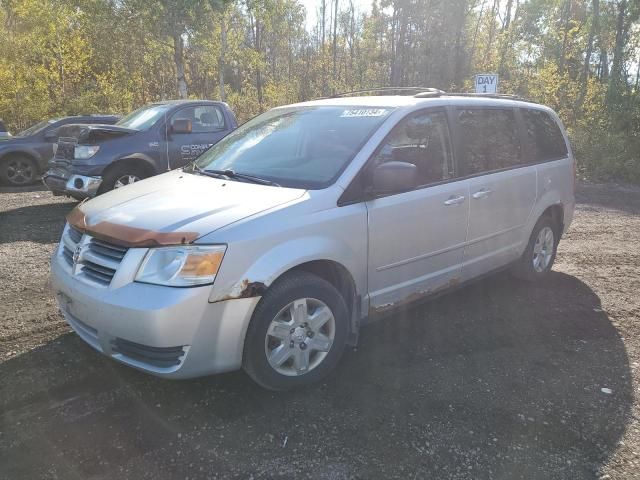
(50, 91), (575, 390)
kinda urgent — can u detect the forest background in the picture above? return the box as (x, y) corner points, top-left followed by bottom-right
(1, 0), (639, 181)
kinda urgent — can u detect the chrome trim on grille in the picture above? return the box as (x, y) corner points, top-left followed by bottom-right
(58, 224), (129, 287)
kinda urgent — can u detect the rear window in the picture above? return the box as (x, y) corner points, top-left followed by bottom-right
(457, 108), (522, 175)
(521, 109), (568, 162)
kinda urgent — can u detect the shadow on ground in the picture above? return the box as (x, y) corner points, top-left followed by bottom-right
(0, 183), (47, 194)
(576, 182), (640, 215)
(0, 272), (633, 479)
(0, 201), (76, 244)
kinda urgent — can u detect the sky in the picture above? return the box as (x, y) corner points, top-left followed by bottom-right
(300, 0), (372, 30)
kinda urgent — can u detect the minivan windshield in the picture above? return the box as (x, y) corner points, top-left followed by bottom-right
(117, 104), (171, 131)
(193, 106), (394, 189)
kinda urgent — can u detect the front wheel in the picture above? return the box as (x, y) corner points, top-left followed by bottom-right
(243, 271), (349, 390)
(0, 155), (37, 186)
(511, 216), (559, 281)
(99, 164), (148, 194)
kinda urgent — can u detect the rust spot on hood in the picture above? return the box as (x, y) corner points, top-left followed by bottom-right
(66, 205), (199, 248)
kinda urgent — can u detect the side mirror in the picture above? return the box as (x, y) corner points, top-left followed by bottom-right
(371, 161), (418, 195)
(171, 119), (192, 134)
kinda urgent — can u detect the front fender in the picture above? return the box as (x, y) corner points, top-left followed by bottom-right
(208, 235), (363, 304)
(82, 153), (160, 177)
(0, 146), (43, 164)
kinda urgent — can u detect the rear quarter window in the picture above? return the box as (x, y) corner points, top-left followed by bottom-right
(521, 109), (568, 162)
(457, 108), (522, 175)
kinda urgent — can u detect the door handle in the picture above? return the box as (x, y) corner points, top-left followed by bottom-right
(472, 188), (493, 199)
(444, 195), (466, 206)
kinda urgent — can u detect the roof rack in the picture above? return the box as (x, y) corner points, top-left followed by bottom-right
(325, 88), (529, 102)
(330, 87), (445, 98)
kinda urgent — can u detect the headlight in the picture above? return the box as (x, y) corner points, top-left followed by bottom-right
(135, 245), (226, 287)
(74, 145), (100, 159)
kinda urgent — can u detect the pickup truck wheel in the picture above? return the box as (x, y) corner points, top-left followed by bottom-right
(0, 155), (36, 186)
(99, 164), (147, 193)
(243, 271), (349, 390)
(511, 216), (559, 282)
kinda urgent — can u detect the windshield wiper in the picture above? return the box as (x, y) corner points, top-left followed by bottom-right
(203, 169), (281, 187)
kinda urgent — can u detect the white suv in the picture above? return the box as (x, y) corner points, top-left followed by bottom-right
(51, 90), (575, 390)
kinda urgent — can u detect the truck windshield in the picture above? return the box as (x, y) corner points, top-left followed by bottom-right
(15, 119), (56, 137)
(117, 104), (171, 131)
(193, 106), (394, 189)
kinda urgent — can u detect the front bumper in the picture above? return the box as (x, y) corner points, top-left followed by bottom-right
(43, 168), (102, 198)
(50, 246), (259, 379)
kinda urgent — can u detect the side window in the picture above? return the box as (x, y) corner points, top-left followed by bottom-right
(172, 105), (225, 133)
(457, 108), (522, 175)
(370, 110), (454, 186)
(521, 109), (568, 162)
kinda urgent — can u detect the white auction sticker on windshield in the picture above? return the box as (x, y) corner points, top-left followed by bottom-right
(340, 108), (389, 117)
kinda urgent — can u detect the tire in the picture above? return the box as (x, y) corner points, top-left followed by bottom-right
(99, 163), (148, 194)
(242, 271), (349, 390)
(511, 215), (559, 282)
(0, 155), (37, 186)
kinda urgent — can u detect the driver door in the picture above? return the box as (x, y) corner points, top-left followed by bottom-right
(168, 104), (228, 169)
(365, 109), (470, 312)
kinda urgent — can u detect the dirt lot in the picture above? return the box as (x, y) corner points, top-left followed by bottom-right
(1, 183), (639, 479)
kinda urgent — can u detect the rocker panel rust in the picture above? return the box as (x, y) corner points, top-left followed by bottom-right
(66, 205), (200, 248)
(370, 276), (461, 316)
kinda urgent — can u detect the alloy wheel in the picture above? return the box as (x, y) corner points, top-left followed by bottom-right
(6, 158), (34, 185)
(264, 298), (336, 376)
(113, 174), (141, 189)
(532, 226), (554, 273)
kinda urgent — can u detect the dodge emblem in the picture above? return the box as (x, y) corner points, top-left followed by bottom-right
(72, 245), (82, 265)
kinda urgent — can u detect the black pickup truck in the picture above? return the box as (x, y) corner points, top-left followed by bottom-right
(44, 100), (237, 199)
(0, 115), (119, 186)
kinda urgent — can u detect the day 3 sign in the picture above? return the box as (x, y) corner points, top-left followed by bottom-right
(475, 74), (499, 94)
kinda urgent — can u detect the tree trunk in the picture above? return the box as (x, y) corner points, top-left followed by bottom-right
(609, 0), (627, 91)
(453, 0), (467, 88)
(502, 0), (513, 30)
(558, 0), (571, 75)
(332, 0), (339, 83)
(218, 13), (226, 102)
(173, 32), (188, 99)
(576, 0), (599, 113)
(484, 0), (499, 65)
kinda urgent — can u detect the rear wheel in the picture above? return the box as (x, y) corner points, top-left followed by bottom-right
(243, 271), (349, 390)
(99, 163), (148, 194)
(0, 155), (37, 186)
(511, 215), (559, 281)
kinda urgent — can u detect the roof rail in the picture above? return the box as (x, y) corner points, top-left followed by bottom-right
(324, 88), (529, 102)
(444, 92), (527, 101)
(330, 87), (445, 98)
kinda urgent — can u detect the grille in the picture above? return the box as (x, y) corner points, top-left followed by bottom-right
(68, 225), (83, 243)
(82, 238), (128, 285)
(61, 225), (83, 267)
(111, 338), (186, 369)
(55, 138), (76, 160)
(60, 224), (128, 286)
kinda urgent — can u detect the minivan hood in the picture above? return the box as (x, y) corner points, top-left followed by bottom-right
(68, 170), (306, 247)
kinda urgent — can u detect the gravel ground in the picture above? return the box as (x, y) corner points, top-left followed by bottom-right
(0, 182), (639, 479)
